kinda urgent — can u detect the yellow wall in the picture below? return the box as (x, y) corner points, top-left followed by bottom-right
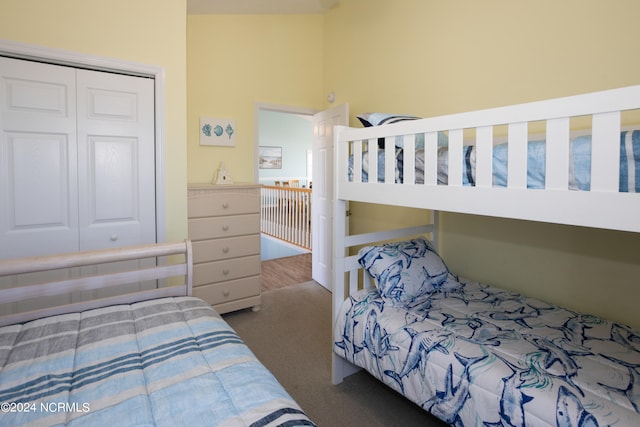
(187, 14), (324, 184)
(0, 0), (189, 243)
(325, 0), (640, 118)
(324, 0), (640, 328)
(3, 0), (636, 327)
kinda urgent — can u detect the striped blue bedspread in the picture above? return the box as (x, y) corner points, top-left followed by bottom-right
(0, 297), (314, 427)
(334, 281), (640, 427)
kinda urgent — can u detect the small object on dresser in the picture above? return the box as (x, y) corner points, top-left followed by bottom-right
(213, 162), (233, 184)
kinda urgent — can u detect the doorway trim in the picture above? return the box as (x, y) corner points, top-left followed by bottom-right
(0, 39), (167, 242)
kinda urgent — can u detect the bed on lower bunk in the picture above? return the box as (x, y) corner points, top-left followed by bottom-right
(0, 241), (314, 427)
(332, 86), (640, 426)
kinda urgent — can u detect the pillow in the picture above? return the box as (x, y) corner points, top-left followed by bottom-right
(357, 112), (421, 128)
(357, 237), (460, 307)
(357, 112), (448, 149)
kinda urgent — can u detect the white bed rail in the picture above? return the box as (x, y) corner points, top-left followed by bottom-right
(0, 240), (193, 326)
(335, 85), (640, 232)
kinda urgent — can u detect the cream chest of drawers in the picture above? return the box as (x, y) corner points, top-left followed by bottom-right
(187, 183), (261, 313)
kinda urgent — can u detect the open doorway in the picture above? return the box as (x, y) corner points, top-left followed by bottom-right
(255, 103), (348, 292)
(256, 104), (314, 261)
(256, 104), (314, 291)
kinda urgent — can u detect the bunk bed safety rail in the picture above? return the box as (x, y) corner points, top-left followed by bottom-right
(335, 85), (640, 233)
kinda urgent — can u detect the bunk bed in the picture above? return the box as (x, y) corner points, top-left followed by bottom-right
(332, 86), (640, 426)
(0, 241), (314, 427)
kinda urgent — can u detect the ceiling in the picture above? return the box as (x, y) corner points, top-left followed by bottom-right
(187, 0), (340, 15)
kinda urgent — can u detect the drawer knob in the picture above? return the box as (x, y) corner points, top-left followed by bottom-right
(222, 225), (229, 231)
(110, 234), (118, 241)
(222, 268), (230, 275)
(222, 247), (230, 254)
(222, 202), (229, 209)
(223, 290), (230, 297)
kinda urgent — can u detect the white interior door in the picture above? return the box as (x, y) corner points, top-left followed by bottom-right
(0, 57), (79, 259)
(311, 103), (348, 291)
(76, 69), (156, 250)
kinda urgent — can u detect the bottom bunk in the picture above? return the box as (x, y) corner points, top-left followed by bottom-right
(0, 242), (315, 427)
(332, 235), (640, 427)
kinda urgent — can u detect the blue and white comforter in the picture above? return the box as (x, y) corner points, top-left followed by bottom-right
(334, 281), (640, 426)
(0, 297), (314, 427)
(351, 129), (640, 192)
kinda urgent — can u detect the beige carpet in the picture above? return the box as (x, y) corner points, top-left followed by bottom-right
(222, 281), (447, 427)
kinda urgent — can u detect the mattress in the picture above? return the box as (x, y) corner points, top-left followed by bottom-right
(334, 281), (640, 426)
(0, 296), (314, 427)
(350, 129), (640, 192)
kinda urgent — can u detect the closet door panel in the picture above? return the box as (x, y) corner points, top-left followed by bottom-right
(9, 133), (70, 226)
(76, 70), (156, 251)
(92, 136), (138, 220)
(0, 57), (78, 259)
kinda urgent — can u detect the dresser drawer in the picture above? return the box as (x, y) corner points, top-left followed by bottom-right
(193, 275), (261, 306)
(192, 235), (260, 263)
(188, 190), (259, 218)
(188, 214), (260, 240)
(193, 255), (260, 286)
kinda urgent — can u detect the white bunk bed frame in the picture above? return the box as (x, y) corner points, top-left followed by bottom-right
(332, 85), (640, 384)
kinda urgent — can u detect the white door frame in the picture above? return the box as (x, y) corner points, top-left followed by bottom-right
(0, 39), (167, 243)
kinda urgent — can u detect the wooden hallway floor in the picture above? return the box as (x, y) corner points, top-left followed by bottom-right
(261, 253), (312, 291)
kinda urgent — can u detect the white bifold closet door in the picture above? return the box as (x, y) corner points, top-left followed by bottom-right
(0, 56), (157, 311)
(0, 57), (79, 258)
(0, 56), (156, 259)
(76, 64), (156, 251)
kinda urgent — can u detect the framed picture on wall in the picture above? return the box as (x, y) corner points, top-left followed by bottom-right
(200, 117), (236, 146)
(259, 146), (282, 169)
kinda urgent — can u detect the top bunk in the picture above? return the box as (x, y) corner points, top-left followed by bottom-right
(334, 85), (640, 233)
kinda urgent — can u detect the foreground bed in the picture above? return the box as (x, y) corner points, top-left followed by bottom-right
(332, 86), (640, 426)
(0, 242), (314, 427)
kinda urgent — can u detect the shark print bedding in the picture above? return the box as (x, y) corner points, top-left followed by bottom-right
(333, 237), (640, 427)
(0, 296), (314, 427)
